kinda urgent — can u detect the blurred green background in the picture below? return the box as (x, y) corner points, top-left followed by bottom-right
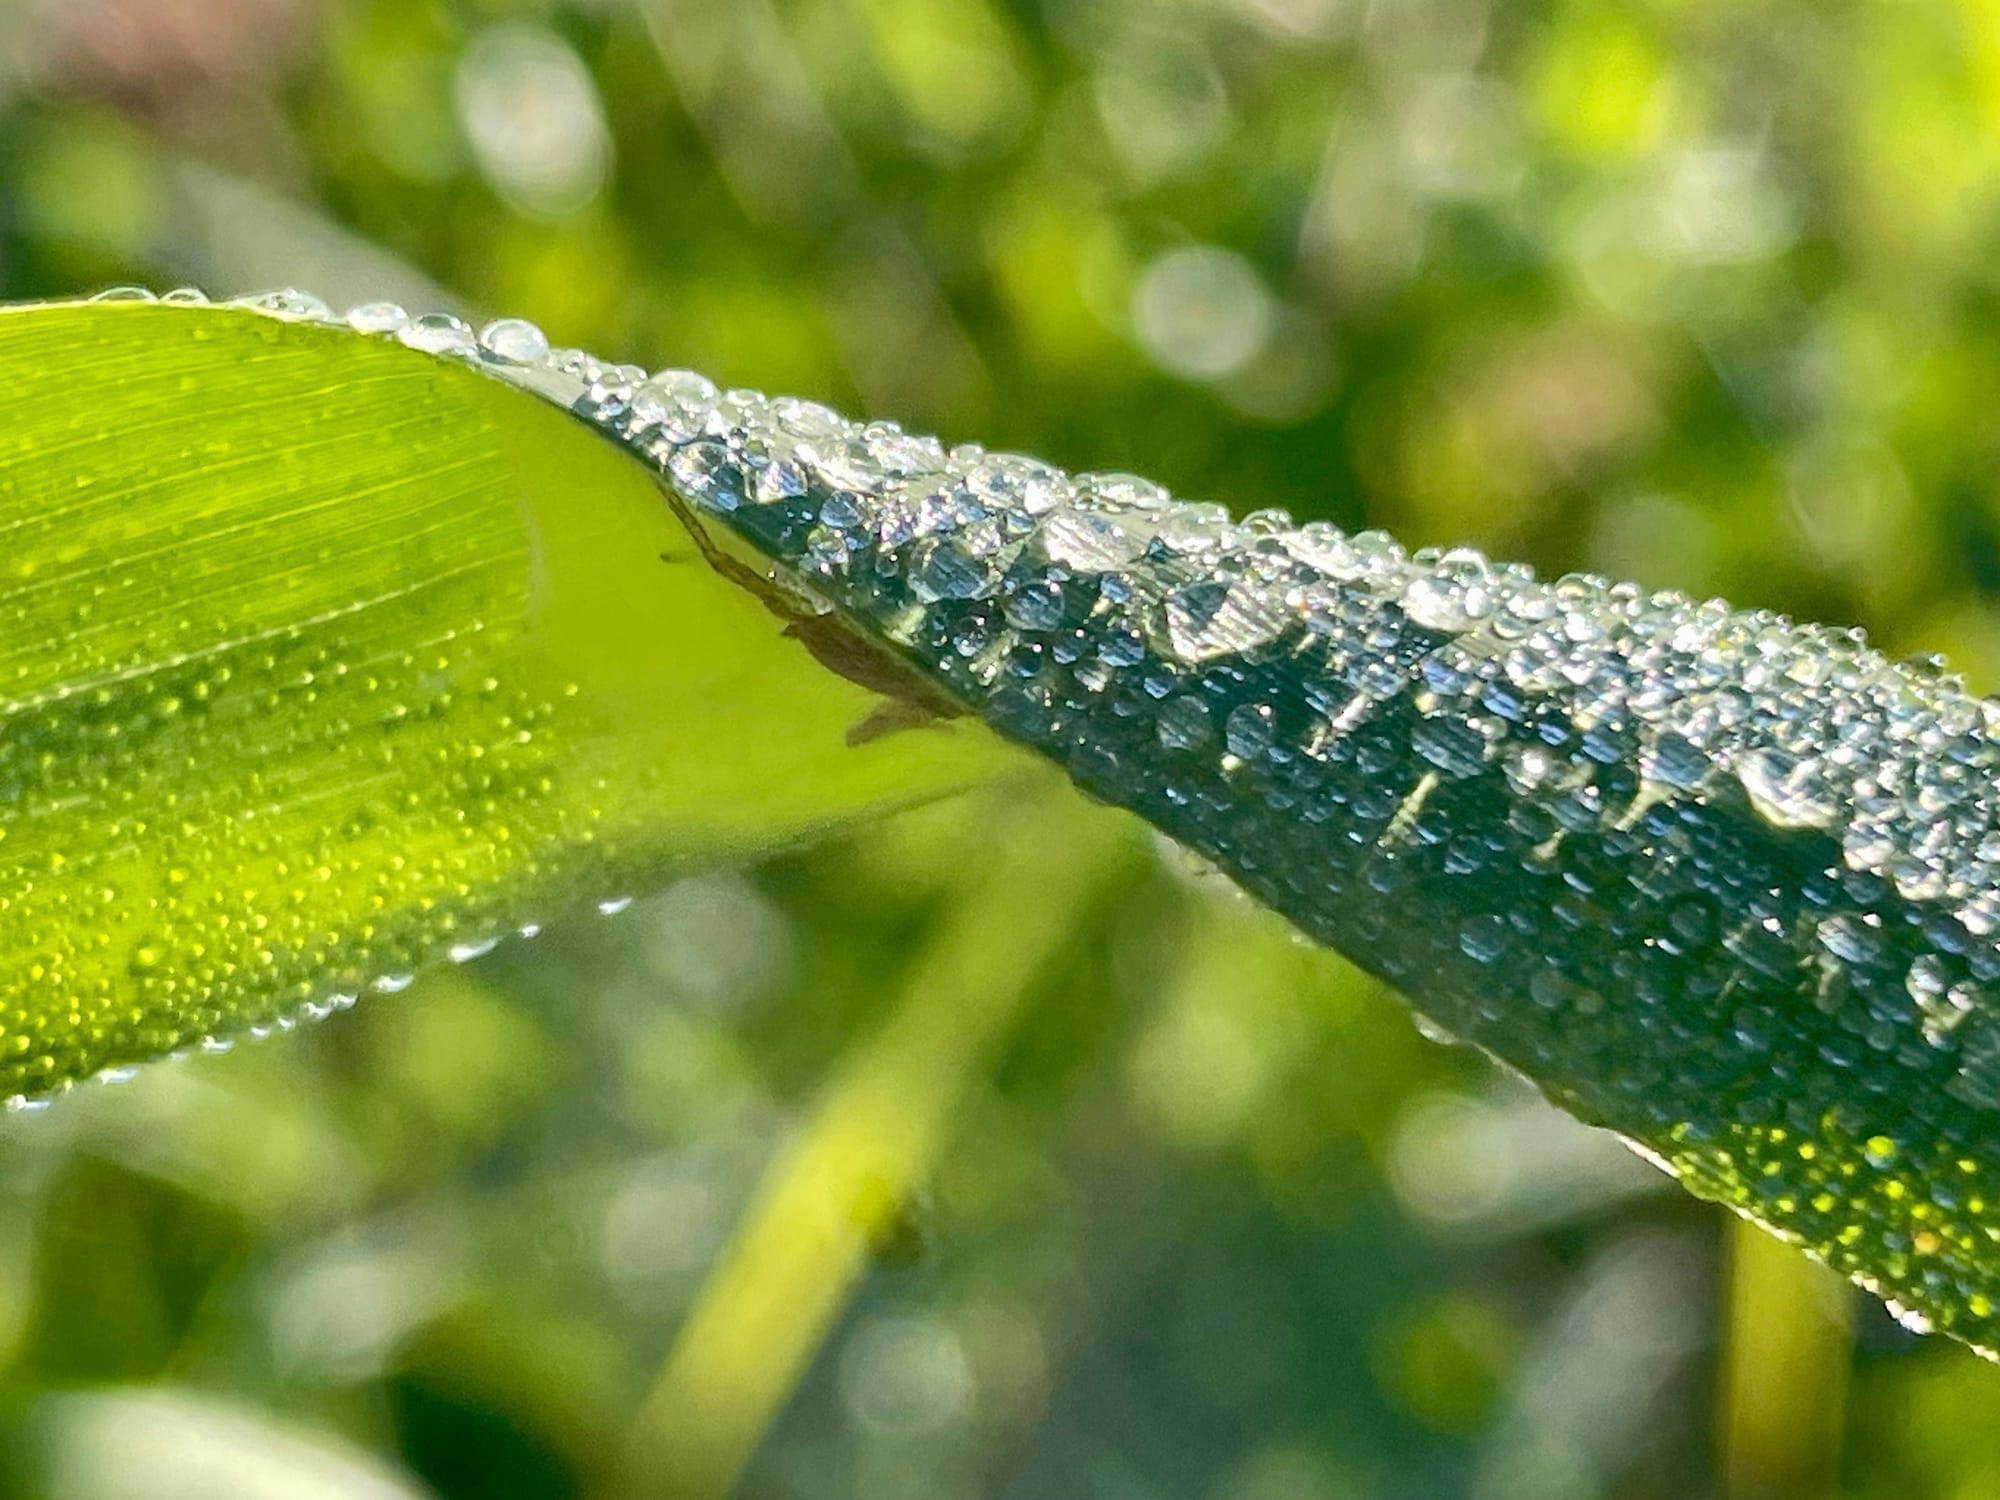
(3, 0), (2000, 1496)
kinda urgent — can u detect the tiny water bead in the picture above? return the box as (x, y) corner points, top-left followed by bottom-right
(346, 302), (410, 334)
(400, 313), (477, 357)
(478, 318), (551, 365)
(40, 289), (2000, 1359)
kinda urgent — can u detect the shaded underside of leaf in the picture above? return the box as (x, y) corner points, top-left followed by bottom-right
(0, 302), (1020, 1101)
(507, 318), (2000, 1359)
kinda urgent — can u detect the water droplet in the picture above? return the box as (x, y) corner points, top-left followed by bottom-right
(346, 301), (410, 334)
(1886, 1300), (1935, 1336)
(239, 288), (332, 320)
(1641, 731), (1708, 792)
(1161, 578), (1288, 662)
(1737, 749), (1837, 829)
(1411, 716), (1488, 778)
(478, 317), (551, 364)
(1002, 579), (1066, 632)
(1041, 511), (1148, 572)
(400, 313), (477, 356)
(1155, 695), (1215, 752)
(1223, 702), (1275, 760)
(1458, 913), (1507, 963)
(968, 454), (1067, 516)
(908, 540), (996, 603)
(668, 440), (744, 513)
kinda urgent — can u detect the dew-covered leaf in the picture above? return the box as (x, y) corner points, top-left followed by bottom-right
(0, 296), (1020, 1104)
(496, 324), (2000, 1359)
(17, 288), (2000, 1364)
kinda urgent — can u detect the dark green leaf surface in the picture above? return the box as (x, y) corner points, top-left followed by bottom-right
(539, 332), (2000, 1359)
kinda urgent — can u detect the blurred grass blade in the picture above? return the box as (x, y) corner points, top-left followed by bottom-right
(0, 298), (1018, 1104)
(1720, 1217), (1851, 1500)
(615, 792), (1131, 1500)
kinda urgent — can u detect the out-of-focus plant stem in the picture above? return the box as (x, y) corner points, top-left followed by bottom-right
(610, 789), (1133, 1500)
(1720, 1215), (1853, 1500)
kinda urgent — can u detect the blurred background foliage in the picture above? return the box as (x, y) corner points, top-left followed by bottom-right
(0, 0), (1999, 1496)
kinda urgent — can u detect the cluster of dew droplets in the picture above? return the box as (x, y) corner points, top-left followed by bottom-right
(58, 288), (2000, 1338)
(176, 288), (2000, 1064)
(126, 289), (2000, 1147)
(59, 282), (2000, 1353)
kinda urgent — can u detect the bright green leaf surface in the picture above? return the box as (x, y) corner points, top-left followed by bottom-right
(0, 301), (1019, 1102)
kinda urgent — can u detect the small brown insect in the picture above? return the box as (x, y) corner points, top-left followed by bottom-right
(656, 480), (964, 747)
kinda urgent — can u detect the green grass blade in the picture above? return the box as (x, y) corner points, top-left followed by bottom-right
(0, 297), (1020, 1104)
